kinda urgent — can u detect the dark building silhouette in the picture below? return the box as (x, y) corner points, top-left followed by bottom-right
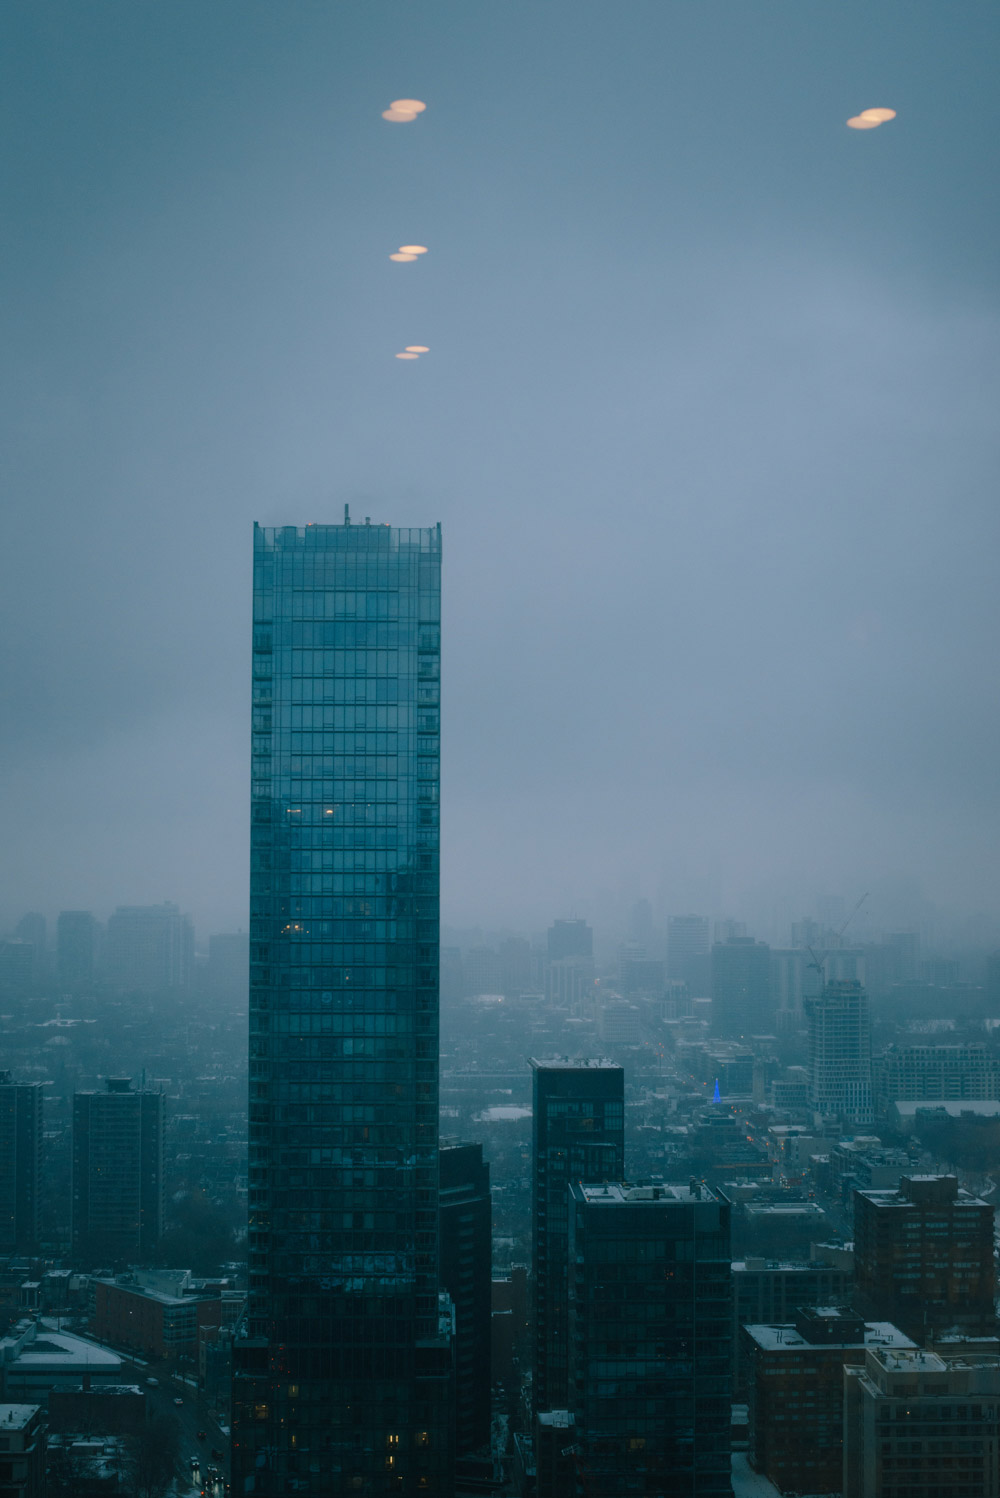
(0, 1074), (43, 1254)
(546, 920), (593, 963)
(439, 1140), (492, 1456)
(71, 1078), (164, 1264)
(232, 518), (453, 1497)
(567, 1182), (733, 1497)
(711, 936), (772, 1036)
(853, 1174), (996, 1340)
(56, 910), (98, 990)
(530, 1059), (624, 1415)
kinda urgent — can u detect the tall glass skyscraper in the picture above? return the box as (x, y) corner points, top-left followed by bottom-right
(233, 517), (451, 1496)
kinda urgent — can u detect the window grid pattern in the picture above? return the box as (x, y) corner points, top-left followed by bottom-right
(238, 521), (445, 1496)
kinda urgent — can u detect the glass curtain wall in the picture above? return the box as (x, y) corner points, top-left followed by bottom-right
(233, 518), (447, 1495)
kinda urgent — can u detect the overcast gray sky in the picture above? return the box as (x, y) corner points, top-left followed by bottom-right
(2, 1), (998, 940)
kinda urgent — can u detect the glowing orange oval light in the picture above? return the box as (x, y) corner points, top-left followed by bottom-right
(847, 114), (881, 129)
(382, 108), (417, 123)
(391, 99), (426, 114)
(404, 346), (429, 353)
(395, 352), (420, 360)
(398, 245), (428, 255)
(390, 253), (418, 262)
(860, 107), (896, 123)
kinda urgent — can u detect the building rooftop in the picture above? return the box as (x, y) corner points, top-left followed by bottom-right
(529, 1057), (621, 1070)
(577, 1182), (720, 1206)
(744, 1321), (915, 1354)
(1, 1321), (122, 1372)
(0, 1405), (40, 1429)
(891, 1100), (1000, 1119)
(856, 1174), (988, 1209)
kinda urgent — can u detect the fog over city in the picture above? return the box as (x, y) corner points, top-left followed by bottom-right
(3, 1), (998, 941)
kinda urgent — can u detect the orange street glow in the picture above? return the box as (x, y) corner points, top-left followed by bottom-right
(390, 252), (418, 262)
(395, 352), (419, 359)
(846, 114), (881, 129)
(398, 245), (428, 255)
(404, 346), (429, 353)
(391, 99), (426, 113)
(382, 108), (417, 123)
(860, 107), (896, 123)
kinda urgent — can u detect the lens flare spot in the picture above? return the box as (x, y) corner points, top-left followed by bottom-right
(391, 99), (426, 114)
(860, 107), (896, 123)
(382, 108), (417, 123)
(395, 352), (420, 360)
(405, 346), (429, 353)
(847, 114), (881, 129)
(390, 253), (418, 262)
(398, 245), (428, 255)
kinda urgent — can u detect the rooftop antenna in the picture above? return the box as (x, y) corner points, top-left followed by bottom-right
(344, 503), (350, 525)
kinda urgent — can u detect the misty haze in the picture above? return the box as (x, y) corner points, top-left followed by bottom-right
(1, 4), (999, 1497)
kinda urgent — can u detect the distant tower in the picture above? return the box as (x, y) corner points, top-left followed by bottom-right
(667, 914), (710, 989)
(14, 913), (46, 985)
(546, 920), (593, 963)
(103, 903), (194, 991)
(530, 1059), (624, 1415)
(0, 1073), (43, 1254)
(805, 979), (872, 1124)
(72, 1078), (164, 1264)
(57, 910), (98, 990)
(711, 936), (772, 1036)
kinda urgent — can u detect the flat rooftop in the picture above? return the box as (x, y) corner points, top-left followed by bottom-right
(0, 1405), (40, 1429)
(745, 1321), (915, 1354)
(529, 1057), (621, 1070)
(577, 1182), (720, 1206)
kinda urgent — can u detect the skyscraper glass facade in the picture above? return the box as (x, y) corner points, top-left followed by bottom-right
(233, 519), (449, 1496)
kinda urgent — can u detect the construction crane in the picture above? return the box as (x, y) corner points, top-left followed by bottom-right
(805, 892), (869, 990)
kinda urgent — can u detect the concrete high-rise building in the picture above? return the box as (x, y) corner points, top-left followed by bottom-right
(231, 518), (452, 1497)
(667, 914), (710, 989)
(103, 902), (194, 991)
(71, 1078), (164, 1264)
(805, 979), (873, 1124)
(567, 1182), (733, 1497)
(0, 1075), (43, 1255)
(56, 910), (97, 990)
(710, 936), (772, 1036)
(844, 1345), (1000, 1498)
(530, 1059), (624, 1415)
(854, 1175), (996, 1341)
(439, 1141), (492, 1457)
